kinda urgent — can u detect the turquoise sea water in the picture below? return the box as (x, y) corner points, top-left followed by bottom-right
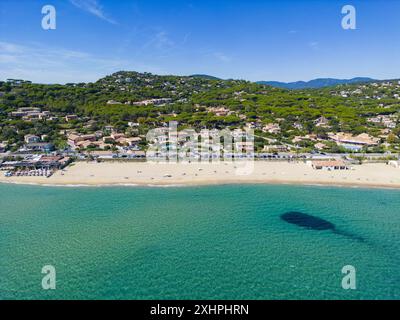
(1, 183), (400, 300)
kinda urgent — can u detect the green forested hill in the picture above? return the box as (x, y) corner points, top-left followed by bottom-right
(0, 71), (400, 152)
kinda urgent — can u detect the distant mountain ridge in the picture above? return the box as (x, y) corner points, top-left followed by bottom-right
(257, 77), (376, 89)
(190, 74), (221, 80)
(190, 75), (377, 89)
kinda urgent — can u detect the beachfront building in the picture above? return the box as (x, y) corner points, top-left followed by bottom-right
(235, 141), (255, 153)
(75, 140), (93, 149)
(38, 156), (71, 169)
(328, 132), (380, 151)
(0, 155), (71, 176)
(67, 133), (97, 149)
(263, 145), (289, 153)
(102, 134), (142, 148)
(116, 137), (142, 147)
(24, 142), (54, 153)
(67, 131), (142, 151)
(307, 160), (349, 170)
(67, 133), (82, 148)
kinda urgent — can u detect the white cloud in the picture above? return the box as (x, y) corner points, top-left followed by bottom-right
(0, 42), (24, 53)
(212, 52), (231, 63)
(0, 54), (18, 63)
(0, 41), (122, 83)
(309, 41), (319, 50)
(154, 31), (175, 49)
(0, 41), (166, 83)
(69, 0), (117, 24)
(142, 31), (175, 51)
(0, 41), (92, 65)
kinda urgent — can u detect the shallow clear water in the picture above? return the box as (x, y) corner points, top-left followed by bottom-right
(1, 183), (400, 300)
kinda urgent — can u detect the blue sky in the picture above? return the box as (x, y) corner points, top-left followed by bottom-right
(1, 0), (400, 83)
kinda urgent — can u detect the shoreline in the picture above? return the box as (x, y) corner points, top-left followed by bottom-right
(1, 179), (400, 191)
(1, 161), (400, 190)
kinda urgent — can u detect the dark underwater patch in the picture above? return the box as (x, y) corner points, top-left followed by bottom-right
(281, 211), (335, 230)
(281, 211), (365, 242)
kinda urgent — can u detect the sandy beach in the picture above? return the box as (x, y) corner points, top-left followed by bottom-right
(0, 161), (400, 188)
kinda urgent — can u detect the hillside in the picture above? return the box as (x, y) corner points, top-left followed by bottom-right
(0, 71), (400, 154)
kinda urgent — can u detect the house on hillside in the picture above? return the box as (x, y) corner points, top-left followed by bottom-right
(262, 123), (281, 134)
(24, 134), (40, 144)
(65, 115), (78, 122)
(207, 107), (232, 117)
(11, 108), (50, 121)
(314, 116), (330, 128)
(314, 142), (327, 151)
(67, 133), (96, 149)
(0, 142), (7, 153)
(24, 142), (54, 153)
